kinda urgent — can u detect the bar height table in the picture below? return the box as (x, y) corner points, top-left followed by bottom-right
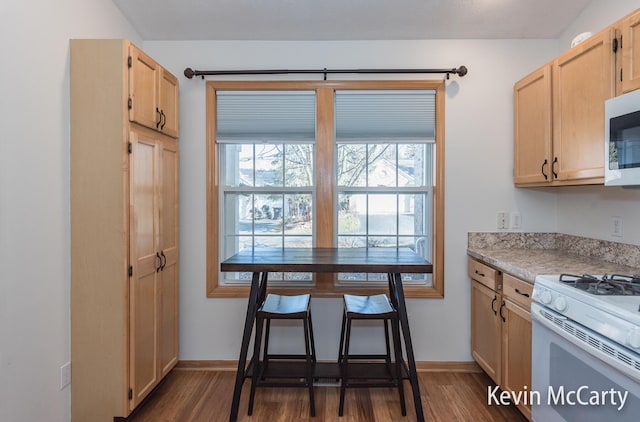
(221, 247), (433, 422)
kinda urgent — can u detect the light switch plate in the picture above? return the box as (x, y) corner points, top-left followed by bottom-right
(510, 212), (521, 229)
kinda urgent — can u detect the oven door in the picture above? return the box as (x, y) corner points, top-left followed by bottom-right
(531, 303), (640, 422)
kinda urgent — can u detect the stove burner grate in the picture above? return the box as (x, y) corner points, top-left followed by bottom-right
(559, 273), (640, 296)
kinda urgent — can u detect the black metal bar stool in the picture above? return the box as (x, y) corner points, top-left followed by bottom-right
(337, 293), (406, 417)
(248, 293), (316, 417)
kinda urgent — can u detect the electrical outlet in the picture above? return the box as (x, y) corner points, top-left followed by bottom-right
(611, 217), (623, 237)
(60, 362), (71, 390)
(497, 212), (509, 230)
(510, 212), (521, 229)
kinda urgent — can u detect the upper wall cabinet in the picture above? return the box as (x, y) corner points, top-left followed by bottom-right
(129, 45), (179, 138)
(552, 29), (615, 183)
(618, 9), (640, 94)
(514, 65), (552, 185)
(514, 29), (615, 186)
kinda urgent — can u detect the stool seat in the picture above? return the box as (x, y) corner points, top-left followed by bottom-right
(259, 293), (310, 317)
(344, 293), (394, 317)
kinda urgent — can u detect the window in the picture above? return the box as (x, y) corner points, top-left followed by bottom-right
(207, 81), (444, 298)
(217, 90), (316, 285)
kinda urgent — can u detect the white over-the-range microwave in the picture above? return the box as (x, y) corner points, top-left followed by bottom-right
(605, 89), (640, 186)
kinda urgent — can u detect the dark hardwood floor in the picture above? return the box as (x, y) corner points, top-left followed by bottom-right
(128, 368), (527, 422)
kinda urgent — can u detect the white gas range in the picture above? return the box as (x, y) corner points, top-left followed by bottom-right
(531, 273), (640, 422)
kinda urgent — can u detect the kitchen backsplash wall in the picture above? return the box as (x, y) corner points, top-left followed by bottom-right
(554, 185), (640, 247)
(469, 232), (640, 269)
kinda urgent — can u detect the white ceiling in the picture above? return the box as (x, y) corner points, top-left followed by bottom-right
(113, 0), (592, 41)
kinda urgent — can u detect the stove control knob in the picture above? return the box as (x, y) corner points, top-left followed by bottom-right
(554, 296), (567, 312)
(627, 328), (640, 349)
(539, 290), (552, 305)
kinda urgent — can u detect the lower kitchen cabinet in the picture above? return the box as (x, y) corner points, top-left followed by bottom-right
(501, 274), (532, 420)
(471, 281), (502, 383)
(470, 259), (501, 383)
(469, 258), (532, 421)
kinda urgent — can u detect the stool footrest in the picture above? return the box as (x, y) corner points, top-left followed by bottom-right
(246, 361), (315, 380)
(263, 354), (313, 361)
(341, 362), (409, 380)
(344, 354), (394, 360)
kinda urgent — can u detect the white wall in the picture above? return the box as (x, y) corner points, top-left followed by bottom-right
(0, 1), (139, 421)
(143, 39), (559, 363)
(554, 0), (640, 245)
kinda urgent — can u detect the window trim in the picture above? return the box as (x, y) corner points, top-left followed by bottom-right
(206, 80), (445, 298)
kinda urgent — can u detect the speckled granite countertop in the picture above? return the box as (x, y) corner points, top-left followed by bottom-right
(467, 232), (640, 284)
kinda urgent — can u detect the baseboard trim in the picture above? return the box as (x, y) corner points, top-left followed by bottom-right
(176, 360), (481, 373)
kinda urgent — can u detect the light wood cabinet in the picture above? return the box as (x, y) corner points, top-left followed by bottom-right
(501, 274), (532, 421)
(618, 9), (640, 93)
(553, 29), (615, 183)
(129, 44), (179, 138)
(469, 259), (532, 421)
(513, 28), (615, 186)
(469, 260), (502, 384)
(129, 128), (179, 408)
(514, 64), (552, 184)
(70, 39), (179, 422)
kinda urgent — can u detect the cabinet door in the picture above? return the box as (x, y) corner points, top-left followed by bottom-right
(129, 45), (160, 132)
(158, 69), (179, 138)
(621, 10), (640, 93)
(129, 130), (160, 409)
(553, 29), (615, 182)
(502, 299), (532, 421)
(471, 280), (502, 384)
(514, 65), (552, 185)
(158, 138), (179, 377)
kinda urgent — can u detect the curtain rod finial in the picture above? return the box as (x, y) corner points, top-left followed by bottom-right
(184, 67), (195, 79)
(457, 66), (468, 77)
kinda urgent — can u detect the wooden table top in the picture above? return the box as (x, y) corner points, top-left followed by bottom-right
(220, 247), (433, 274)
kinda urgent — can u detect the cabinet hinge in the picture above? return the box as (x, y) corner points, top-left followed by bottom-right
(128, 97), (132, 110)
(621, 68), (624, 82)
(128, 142), (132, 154)
(613, 37), (618, 53)
(128, 388), (133, 400)
(128, 56), (132, 68)
(128, 265), (133, 277)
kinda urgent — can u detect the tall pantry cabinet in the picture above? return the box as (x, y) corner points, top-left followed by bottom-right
(70, 39), (179, 421)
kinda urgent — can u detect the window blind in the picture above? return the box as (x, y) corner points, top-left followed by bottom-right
(335, 90), (436, 143)
(216, 90), (316, 143)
